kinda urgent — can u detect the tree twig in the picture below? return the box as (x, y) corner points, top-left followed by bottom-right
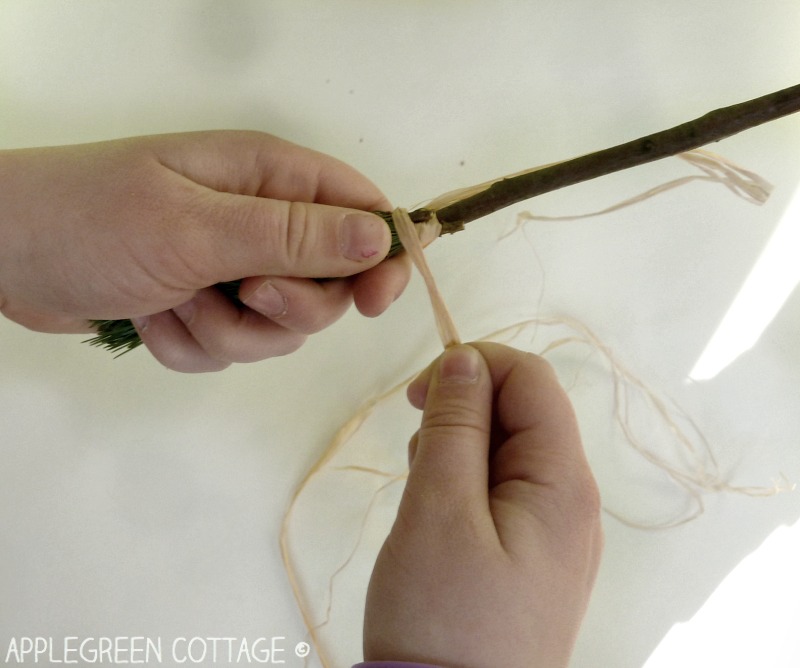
(88, 83), (800, 353)
(403, 82), (800, 237)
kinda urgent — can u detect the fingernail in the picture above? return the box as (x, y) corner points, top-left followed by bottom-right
(131, 316), (149, 334)
(172, 299), (196, 325)
(439, 346), (481, 384)
(242, 280), (288, 318)
(341, 213), (386, 262)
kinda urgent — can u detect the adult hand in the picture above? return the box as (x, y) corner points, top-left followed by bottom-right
(0, 131), (409, 371)
(363, 343), (603, 668)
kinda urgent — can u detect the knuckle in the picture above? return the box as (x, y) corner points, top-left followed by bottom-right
(279, 201), (315, 269)
(423, 396), (486, 432)
(419, 399), (489, 449)
(208, 329), (307, 363)
(290, 290), (350, 334)
(522, 350), (557, 377)
(195, 335), (232, 363)
(272, 331), (307, 357)
(566, 473), (603, 525)
(151, 343), (229, 374)
(298, 312), (335, 335)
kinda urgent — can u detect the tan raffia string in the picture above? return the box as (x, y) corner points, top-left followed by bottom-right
(378, 149), (764, 346)
(281, 315), (791, 667)
(495, 149), (773, 235)
(279, 209), (459, 666)
(391, 207), (461, 348)
(278, 377), (413, 668)
(279, 151), (785, 667)
(279, 209), (458, 666)
(423, 148), (772, 215)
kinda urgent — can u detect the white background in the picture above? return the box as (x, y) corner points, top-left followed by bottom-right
(1, 2), (800, 667)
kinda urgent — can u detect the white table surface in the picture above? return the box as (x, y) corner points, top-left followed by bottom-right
(2, 2), (799, 667)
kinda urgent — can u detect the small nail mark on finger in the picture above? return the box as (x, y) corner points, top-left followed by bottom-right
(341, 213), (386, 261)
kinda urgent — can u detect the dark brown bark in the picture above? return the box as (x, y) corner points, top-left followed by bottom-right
(408, 83), (800, 235)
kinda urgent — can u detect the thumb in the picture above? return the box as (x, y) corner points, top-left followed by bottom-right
(192, 193), (391, 281)
(404, 345), (494, 513)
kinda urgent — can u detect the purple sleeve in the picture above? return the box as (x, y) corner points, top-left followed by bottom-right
(352, 663), (445, 668)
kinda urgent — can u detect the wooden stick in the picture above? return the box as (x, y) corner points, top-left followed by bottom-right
(406, 82), (800, 235)
(88, 83), (800, 353)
